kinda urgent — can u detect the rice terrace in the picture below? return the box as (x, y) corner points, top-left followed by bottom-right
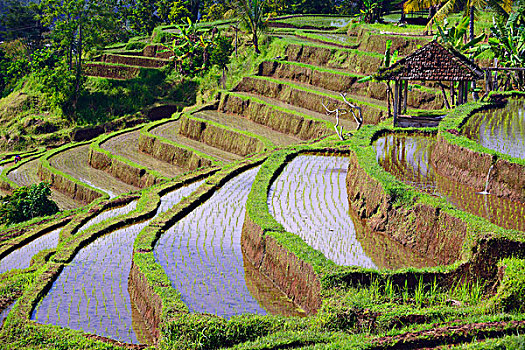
(0, 0), (525, 348)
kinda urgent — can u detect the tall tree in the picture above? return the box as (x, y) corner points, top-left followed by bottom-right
(40, 0), (127, 109)
(0, 0), (46, 53)
(236, 0), (268, 54)
(128, 0), (160, 34)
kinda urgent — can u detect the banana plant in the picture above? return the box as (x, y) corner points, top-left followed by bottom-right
(164, 17), (212, 75)
(484, 10), (525, 89)
(359, 39), (399, 118)
(487, 11), (525, 68)
(436, 16), (486, 57)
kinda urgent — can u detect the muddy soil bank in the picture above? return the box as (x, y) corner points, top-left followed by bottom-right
(83, 63), (140, 80)
(242, 215), (322, 314)
(128, 261), (161, 343)
(346, 148), (525, 287)
(284, 43), (382, 75)
(179, 117), (266, 156)
(138, 132), (214, 170)
(432, 134), (525, 203)
(235, 77), (385, 125)
(257, 61), (443, 110)
(346, 152), (467, 266)
(99, 54), (168, 68)
(347, 28), (431, 56)
(218, 93), (330, 140)
(37, 164), (102, 204)
(88, 148), (159, 188)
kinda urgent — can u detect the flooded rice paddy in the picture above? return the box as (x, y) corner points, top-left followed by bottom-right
(77, 200), (138, 234)
(463, 98), (525, 159)
(0, 227), (61, 275)
(0, 301), (16, 328)
(155, 167), (301, 318)
(32, 180), (204, 344)
(268, 155), (376, 268)
(375, 134), (525, 232)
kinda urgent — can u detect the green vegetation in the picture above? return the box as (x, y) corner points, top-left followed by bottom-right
(0, 183), (58, 225)
(0, 2), (525, 348)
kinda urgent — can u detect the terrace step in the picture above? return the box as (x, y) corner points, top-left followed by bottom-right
(224, 91), (357, 132)
(277, 38), (384, 75)
(99, 54), (170, 69)
(49, 144), (139, 197)
(100, 130), (185, 179)
(258, 60), (444, 110)
(150, 120), (242, 163)
(273, 33), (358, 49)
(179, 115), (270, 156)
(83, 62), (141, 80)
(234, 76), (392, 125)
(193, 109), (302, 146)
(109, 45), (172, 59)
(6, 159), (84, 210)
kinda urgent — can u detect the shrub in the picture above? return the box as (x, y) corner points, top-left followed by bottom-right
(0, 182), (59, 225)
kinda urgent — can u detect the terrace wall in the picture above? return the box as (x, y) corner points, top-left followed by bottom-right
(38, 164), (103, 204)
(345, 151), (468, 266)
(88, 147), (159, 188)
(218, 93), (331, 140)
(257, 61), (444, 110)
(83, 63), (140, 80)
(242, 216), (322, 314)
(235, 77), (385, 125)
(434, 95), (525, 204)
(347, 28), (431, 56)
(283, 43), (383, 75)
(432, 134), (525, 203)
(138, 131), (214, 170)
(179, 117), (267, 156)
(100, 54), (169, 68)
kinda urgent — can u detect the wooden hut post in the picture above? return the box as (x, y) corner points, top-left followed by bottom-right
(393, 79), (399, 125)
(457, 81), (463, 105)
(484, 70), (491, 94)
(403, 80), (408, 113)
(494, 58), (499, 91)
(450, 82), (455, 106)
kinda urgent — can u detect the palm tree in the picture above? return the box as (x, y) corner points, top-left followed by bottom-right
(235, 0), (268, 54)
(403, 0), (513, 40)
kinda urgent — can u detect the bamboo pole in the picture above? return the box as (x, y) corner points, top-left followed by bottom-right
(403, 80), (408, 114)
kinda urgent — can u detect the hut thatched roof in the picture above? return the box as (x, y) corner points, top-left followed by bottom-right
(378, 40), (484, 81)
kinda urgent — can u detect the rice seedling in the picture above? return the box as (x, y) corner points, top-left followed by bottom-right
(463, 98), (525, 159)
(155, 166), (300, 319)
(0, 227), (61, 275)
(31, 180), (203, 344)
(268, 155), (376, 267)
(375, 134), (525, 232)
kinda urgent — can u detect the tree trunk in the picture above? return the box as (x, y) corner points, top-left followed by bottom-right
(386, 82), (392, 118)
(253, 29), (260, 54)
(469, 6), (475, 41)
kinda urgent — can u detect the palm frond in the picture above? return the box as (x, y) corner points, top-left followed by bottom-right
(404, 0), (441, 13)
(430, 0), (457, 27)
